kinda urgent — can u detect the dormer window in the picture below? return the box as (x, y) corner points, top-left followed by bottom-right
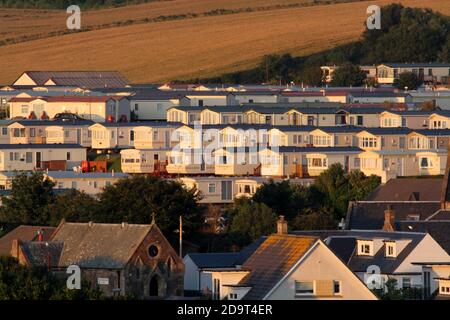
(438, 279), (450, 296)
(385, 242), (396, 258)
(357, 240), (373, 256)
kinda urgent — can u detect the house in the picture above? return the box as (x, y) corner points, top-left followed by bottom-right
(206, 217), (377, 300)
(218, 124), (270, 148)
(0, 120), (14, 143)
(428, 110), (450, 129)
(89, 122), (137, 150)
(7, 120), (48, 144)
(214, 147), (260, 176)
(376, 63), (450, 84)
(358, 149), (446, 182)
(8, 95), (130, 123)
(45, 120), (94, 147)
(293, 228), (450, 293)
(178, 176), (314, 204)
(267, 126), (315, 147)
(129, 90), (181, 120)
(12, 71), (129, 88)
(232, 91), (280, 104)
(244, 107), (290, 126)
(46, 171), (129, 195)
(180, 91), (235, 107)
(120, 148), (169, 174)
(348, 92), (410, 105)
(183, 239), (264, 293)
(356, 128), (412, 150)
(285, 107), (339, 126)
(166, 148), (215, 175)
(409, 91), (450, 110)
(259, 146), (362, 177)
(281, 91), (348, 104)
(408, 129), (450, 150)
(0, 144), (86, 171)
(10, 220), (184, 299)
(200, 106), (246, 125)
(167, 106), (202, 124)
(0, 225), (55, 256)
(379, 110), (430, 129)
(132, 122), (180, 149)
(334, 107), (384, 127)
(309, 126), (362, 147)
(414, 262), (450, 299)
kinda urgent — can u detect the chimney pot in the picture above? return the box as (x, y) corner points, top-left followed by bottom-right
(277, 215), (288, 235)
(383, 205), (395, 231)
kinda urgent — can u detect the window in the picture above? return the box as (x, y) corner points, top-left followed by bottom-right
(1, 128), (7, 136)
(21, 105), (28, 114)
(66, 152), (71, 161)
(308, 158), (327, 168)
(153, 131), (159, 141)
(229, 293), (238, 300)
(29, 128), (36, 137)
(198, 99), (204, 107)
(420, 157), (433, 168)
(148, 245), (159, 258)
(71, 181), (77, 189)
(64, 130), (70, 138)
(25, 152), (32, 164)
(208, 183), (216, 194)
(57, 182), (64, 189)
(357, 240), (373, 255)
(402, 277), (411, 289)
(134, 103), (139, 111)
(357, 116), (363, 126)
(156, 103), (163, 112)
(93, 182), (98, 188)
(361, 137), (378, 148)
(295, 281), (314, 295)
(333, 280), (341, 295)
(385, 242), (396, 257)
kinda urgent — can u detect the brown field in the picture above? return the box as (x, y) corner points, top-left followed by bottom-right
(0, 0), (449, 85)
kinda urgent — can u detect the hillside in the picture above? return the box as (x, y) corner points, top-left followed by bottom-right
(0, 0), (449, 85)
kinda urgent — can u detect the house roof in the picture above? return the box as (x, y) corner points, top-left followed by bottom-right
(262, 146), (362, 153)
(311, 125), (363, 134)
(8, 95), (127, 103)
(396, 221), (450, 255)
(0, 143), (84, 149)
(366, 178), (443, 201)
(293, 230), (426, 274)
(20, 241), (64, 267)
(411, 129), (450, 137)
(0, 225), (56, 256)
(362, 127), (412, 135)
(187, 253), (241, 269)
(46, 171), (129, 179)
(17, 71), (129, 88)
(10, 119), (94, 127)
(346, 201), (442, 230)
(382, 63), (450, 68)
(50, 221), (154, 268)
(239, 234), (317, 300)
(350, 92), (409, 98)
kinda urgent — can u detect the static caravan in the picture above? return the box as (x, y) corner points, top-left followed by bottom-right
(90, 122), (136, 150)
(166, 148), (215, 175)
(45, 120), (94, 147)
(167, 106), (202, 125)
(120, 148), (169, 174)
(0, 144), (86, 171)
(132, 122), (180, 149)
(214, 147), (260, 176)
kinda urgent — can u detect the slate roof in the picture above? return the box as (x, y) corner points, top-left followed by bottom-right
(188, 253), (241, 269)
(346, 201), (442, 230)
(366, 178), (443, 201)
(396, 221), (450, 255)
(293, 230), (426, 274)
(17, 71), (129, 88)
(0, 225), (56, 256)
(361, 127), (412, 135)
(50, 222), (153, 268)
(412, 129), (450, 137)
(20, 241), (64, 267)
(239, 234), (317, 300)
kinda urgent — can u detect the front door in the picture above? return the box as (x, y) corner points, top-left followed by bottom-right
(35, 152), (42, 168)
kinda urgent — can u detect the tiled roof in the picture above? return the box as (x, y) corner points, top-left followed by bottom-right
(0, 225), (56, 256)
(239, 234), (317, 300)
(20, 241), (63, 267)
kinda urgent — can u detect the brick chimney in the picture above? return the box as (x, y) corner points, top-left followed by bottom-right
(382, 205), (395, 232)
(37, 230), (43, 242)
(277, 215), (288, 235)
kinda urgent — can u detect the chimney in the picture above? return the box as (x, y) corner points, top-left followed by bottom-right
(382, 205), (395, 232)
(277, 215), (288, 235)
(37, 230), (43, 242)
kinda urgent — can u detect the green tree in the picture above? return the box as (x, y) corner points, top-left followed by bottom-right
(252, 180), (298, 219)
(48, 189), (99, 226)
(330, 63), (366, 87)
(394, 71), (423, 90)
(0, 172), (55, 227)
(94, 176), (203, 235)
(0, 256), (103, 300)
(295, 66), (323, 87)
(347, 170), (381, 201)
(227, 198), (277, 246)
(292, 209), (337, 231)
